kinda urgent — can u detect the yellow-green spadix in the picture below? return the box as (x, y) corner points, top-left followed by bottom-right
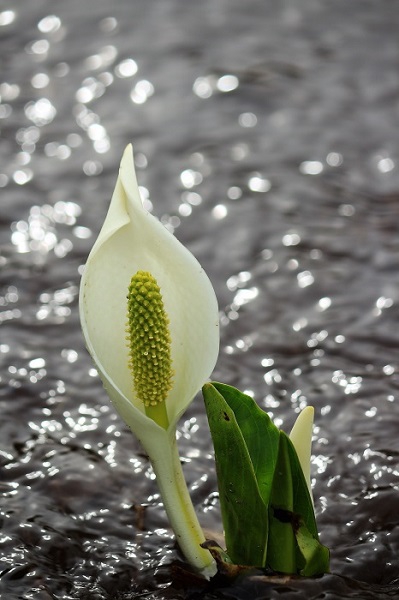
(79, 145), (219, 577)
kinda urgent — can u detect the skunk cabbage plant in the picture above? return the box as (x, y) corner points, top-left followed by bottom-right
(79, 145), (219, 577)
(80, 144), (329, 581)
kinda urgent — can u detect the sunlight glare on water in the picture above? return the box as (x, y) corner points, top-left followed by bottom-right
(2, 1), (399, 598)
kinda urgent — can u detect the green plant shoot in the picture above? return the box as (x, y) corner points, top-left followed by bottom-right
(202, 382), (330, 576)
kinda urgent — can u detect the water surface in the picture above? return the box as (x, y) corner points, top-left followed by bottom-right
(1, 1), (399, 598)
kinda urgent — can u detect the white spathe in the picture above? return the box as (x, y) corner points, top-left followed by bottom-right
(289, 406), (314, 504)
(79, 145), (219, 577)
(80, 144), (219, 443)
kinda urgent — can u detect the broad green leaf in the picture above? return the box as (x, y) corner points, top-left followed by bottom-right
(268, 431), (329, 576)
(211, 382), (280, 507)
(296, 520), (330, 576)
(267, 432), (296, 573)
(202, 383), (268, 567)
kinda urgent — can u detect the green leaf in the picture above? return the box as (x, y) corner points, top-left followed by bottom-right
(296, 520), (330, 576)
(202, 383), (269, 567)
(267, 432), (297, 573)
(210, 382), (280, 507)
(203, 383), (330, 577)
(268, 431), (329, 576)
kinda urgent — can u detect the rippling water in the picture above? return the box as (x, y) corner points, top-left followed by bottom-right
(2, 1), (399, 598)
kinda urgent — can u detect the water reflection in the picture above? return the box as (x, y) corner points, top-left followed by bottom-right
(11, 203), (81, 254)
(115, 58), (138, 78)
(0, 10), (16, 26)
(38, 15), (62, 34)
(130, 79), (154, 104)
(248, 173), (271, 193)
(2, 0), (399, 597)
(299, 160), (324, 175)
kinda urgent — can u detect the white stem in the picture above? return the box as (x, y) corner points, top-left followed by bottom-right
(148, 432), (217, 579)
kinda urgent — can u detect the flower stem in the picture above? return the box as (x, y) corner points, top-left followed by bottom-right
(149, 431), (216, 578)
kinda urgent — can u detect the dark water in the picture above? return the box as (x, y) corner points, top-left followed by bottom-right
(2, 1), (399, 598)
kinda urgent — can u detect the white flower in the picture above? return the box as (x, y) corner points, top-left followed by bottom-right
(79, 145), (219, 577)
(289, 406), (314, 503)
